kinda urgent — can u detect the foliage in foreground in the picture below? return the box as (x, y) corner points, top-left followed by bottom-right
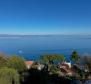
(0, 54), (27, 84)
(0, 67), (20, 84)
(7, 56), (27, 73)
(0, 53), (8, 68)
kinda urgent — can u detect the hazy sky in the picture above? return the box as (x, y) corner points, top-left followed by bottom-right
(0, 0), (91, 35)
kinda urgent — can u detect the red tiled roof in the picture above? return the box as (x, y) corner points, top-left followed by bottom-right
(25, 61), (34, 65)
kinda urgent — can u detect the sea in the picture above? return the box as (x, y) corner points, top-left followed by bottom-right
(0, 35), (91, 61)
(0, 35), (91, 84)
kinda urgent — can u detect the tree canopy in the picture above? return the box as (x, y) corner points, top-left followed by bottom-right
(7, 56), (27, 73)
(0, 67), (20, 84)
(70, 51), (80, 63)
(0, 53), (8, 68)
(40, 54), (65, 65)
(39, 54), (65, 73)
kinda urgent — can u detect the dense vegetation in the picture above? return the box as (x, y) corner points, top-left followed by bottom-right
(7, 56), (26, 73)
(0, 54), (27, 84)
(0, 67), (20, 84)
(0, 51), (91, 84)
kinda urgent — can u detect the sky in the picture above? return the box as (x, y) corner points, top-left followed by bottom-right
(0, 0), (91, 35)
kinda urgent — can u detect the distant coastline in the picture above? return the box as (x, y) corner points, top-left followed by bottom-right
(0, 34), (91, 39)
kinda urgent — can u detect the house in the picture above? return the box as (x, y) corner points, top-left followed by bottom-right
(59, 61), (71, 69)
(31, 62), (45, 70)
(58, 61), (73, 76)
(25, 61), (34, 69)
(73, 63), (89, 71)
(36, 63), (44, 70)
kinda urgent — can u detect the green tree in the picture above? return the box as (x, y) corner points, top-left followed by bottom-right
(7, 56), (26, 73)
(0, 53), (8, 67)
(40, 54), (65, 72)
(70, 51), (80, 63)
(40, 54), (65, 65)
(0, 67), (20, 84)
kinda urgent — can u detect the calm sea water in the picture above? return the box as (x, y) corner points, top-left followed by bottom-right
(0, 35), (91, 60)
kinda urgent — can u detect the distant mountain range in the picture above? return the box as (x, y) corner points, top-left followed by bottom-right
(0, 34), (91, 38)
(0, 34), (55, 37)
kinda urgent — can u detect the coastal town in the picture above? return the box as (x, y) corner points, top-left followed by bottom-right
(0, 51), (91, 84)
(25, 58), (91, 79)
(0, 0), (91, 84)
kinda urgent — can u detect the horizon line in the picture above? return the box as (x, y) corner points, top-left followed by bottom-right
(0, 33), (91, 36)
